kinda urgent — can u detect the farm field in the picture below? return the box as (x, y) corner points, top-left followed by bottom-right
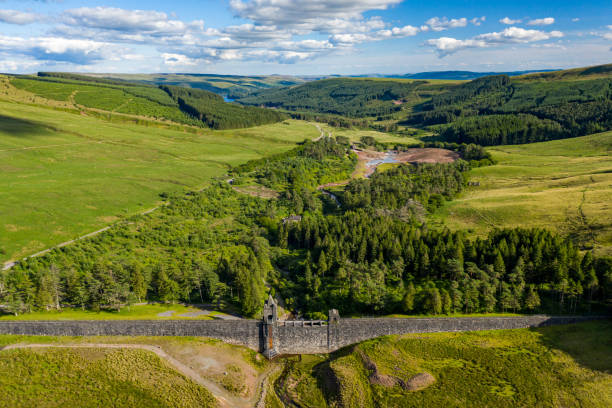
(433, 131), (612, 255)
(0, 96), (318, 263)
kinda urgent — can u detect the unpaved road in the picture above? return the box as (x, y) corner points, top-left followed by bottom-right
(1, 342), (276, 408)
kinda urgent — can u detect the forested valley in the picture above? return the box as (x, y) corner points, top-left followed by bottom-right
(2, 136), (610, 318)
(239, 64), (612, 145)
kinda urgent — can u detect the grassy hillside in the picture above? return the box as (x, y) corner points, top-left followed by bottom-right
(8, 73), (285, 130)
(0, 90), (318, 263)
(0, 335), (269, 408)
(274, 321), (612, 407)
(85, 72), (307, 99)
(0, 348), (217, 408)
(433, 131), (612, 255)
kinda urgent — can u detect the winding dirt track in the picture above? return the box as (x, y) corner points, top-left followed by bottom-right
(1, 343), (274, 408)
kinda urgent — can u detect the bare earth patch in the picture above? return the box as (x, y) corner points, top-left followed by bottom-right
(395, 148), (460, 164)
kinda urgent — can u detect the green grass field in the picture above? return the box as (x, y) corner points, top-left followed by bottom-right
(433, 131), (612, 255)
(0, 347), (218, 408)
(0, 96), (318, 263)
(0, 335), (270, 408)
(276, 321), (612, 407)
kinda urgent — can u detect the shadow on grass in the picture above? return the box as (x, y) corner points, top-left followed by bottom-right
(0, 114), (52, 137)
(531, 319), (612, 373)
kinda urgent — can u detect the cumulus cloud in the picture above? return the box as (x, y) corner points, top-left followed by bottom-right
(426, 37), (487, 55)
(62, 7), (205, 34)
(426, 17), (468, 31)
(500, 17), (521, 25)
(527, 17), (555, 26)
(427, 27), (564, 56)
(162, 53), (199, 67)
(0, 9), (42, 25)
(229, 0), (402, 31)
(0, 35), (112, 64)
(572, 18), (580, 22)
(477, 27), (563, 43)
(470, 17), (486, 26)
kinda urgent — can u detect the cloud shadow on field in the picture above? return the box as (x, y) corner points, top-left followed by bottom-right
(0, 114), (53, 137)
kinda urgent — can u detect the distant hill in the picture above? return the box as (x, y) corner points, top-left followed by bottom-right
(82, 73), (307, 99)
(392, 69), (556, 80)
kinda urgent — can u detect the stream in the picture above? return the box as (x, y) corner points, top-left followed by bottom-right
(365, 151), (399, 176)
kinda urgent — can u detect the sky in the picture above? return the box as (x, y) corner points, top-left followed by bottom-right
(0, 0), (610, 75)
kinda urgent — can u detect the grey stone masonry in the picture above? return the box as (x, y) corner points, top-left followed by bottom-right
(0, 305), (605, 358)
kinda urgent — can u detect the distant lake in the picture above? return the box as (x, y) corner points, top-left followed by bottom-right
(223, 96), (235, 102)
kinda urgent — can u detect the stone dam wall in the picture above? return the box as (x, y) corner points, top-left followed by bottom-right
(0, 315), (604, 355)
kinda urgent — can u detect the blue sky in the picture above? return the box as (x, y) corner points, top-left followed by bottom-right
(0, 0), (610, 75)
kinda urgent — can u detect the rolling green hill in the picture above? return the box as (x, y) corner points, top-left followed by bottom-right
(237, 77), (456, 119)
(239, 64), (612, 145)
(9, 73), (285, 130)
(0, 79), (318, 264)
(434, 131), (612, 256)
(83, 72), (308, 99)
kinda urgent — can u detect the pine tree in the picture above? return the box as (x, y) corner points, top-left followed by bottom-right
(524, 285), (541, 311)
(402, 283), (416, 313)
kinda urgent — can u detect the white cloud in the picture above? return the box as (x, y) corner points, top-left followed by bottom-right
(426, 17), (468, 31)
(62, 7), (205, 34)
(162, 53), (199, 67)
(427, 27), (564, 56)
(527, 17), (555, 26)
(500, 17), (521, 25)
(0, 35), (112, 64)
(0, 9), (41, 25)
(478, 27), (563, 43)
(572, 18), (580, 22)
(470, 17), (486, 26)
(229, 0), (402, 30)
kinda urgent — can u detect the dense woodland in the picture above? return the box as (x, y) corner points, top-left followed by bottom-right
(1, 137), (610, 318)
(238, 65), (612, 145)
(161, 85), (285, 129)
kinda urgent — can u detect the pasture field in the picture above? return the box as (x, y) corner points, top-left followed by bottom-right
(276, 321), (612, 407)
(433, 131), (612, 255)
(0, 96), (318, 263)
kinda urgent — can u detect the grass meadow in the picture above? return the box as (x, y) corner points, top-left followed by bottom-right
(0, 96), (318, 263)
(277, 320), (612, 407)
(0, 334), (269, 408)
(433, 131), (612, 255)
